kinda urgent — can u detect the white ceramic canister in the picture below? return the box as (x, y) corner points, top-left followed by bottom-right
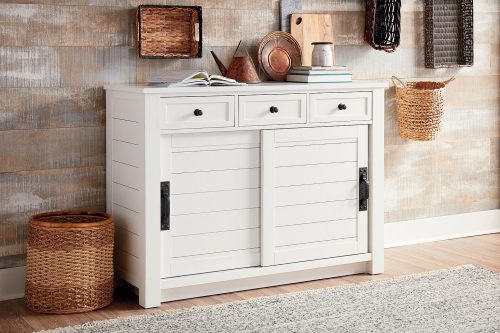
(311, 42), (334, 67)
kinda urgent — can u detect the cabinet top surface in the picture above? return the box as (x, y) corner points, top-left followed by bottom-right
(105, 80), (388, 94)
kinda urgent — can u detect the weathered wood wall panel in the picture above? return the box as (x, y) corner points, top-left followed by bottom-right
(0, 1), (498, 268)
(0, 47), (59, 88)
(0, 166), (106, 266)
(0, 1), (133, 5)
(59, 47), (137, 86)
(0, 87), (105, 130)
(0, 4), (135, 47)
(0, 127), (105, 172)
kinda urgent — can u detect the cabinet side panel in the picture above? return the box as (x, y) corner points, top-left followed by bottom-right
(368, 88), (384, 274)
(142, 95), (162, 307)
(107, 92), (149, 299)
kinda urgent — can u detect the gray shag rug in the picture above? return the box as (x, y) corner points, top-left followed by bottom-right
(38, 265), (500, 333)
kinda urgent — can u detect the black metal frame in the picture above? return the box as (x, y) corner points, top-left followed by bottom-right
(424, 0), (473, 68)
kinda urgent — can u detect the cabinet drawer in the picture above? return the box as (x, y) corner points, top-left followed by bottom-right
(160, 96), (235, 129)
(239, 94), (306, 126)
(310, 92), (372, 123)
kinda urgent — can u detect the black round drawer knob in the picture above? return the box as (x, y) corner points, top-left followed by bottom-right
(270, 106), (279, 113)
(338, 103), (347, 110)
(194, 109), (203, 116)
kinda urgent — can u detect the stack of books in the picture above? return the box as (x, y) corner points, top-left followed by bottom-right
(286, 65), (352, 83)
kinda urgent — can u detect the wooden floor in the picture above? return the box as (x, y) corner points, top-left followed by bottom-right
(1, 233), (499, 333)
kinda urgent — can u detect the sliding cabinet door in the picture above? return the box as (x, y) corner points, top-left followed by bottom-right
(161, 131), (261, 277)
(261, 125), (368, 266)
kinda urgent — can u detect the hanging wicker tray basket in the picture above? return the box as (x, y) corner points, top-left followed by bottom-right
(25, 211), (114, 314)
(392, 76), (454, 141)
(136, 5), (202, 58)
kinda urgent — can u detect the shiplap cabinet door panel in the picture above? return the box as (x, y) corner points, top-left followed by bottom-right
(275, 200), (357, 227)
(169, 249), (261, 277)
(261, 125), (369, 266)
(275, 162), (357, 187)
(171, 208), (260, 236)
(275, 142), (358, 167)
(171, 228), (260, 258)
(275, 219), (357, 246)
(171, 188), (260, 215)
(171, 168), (259, 194)
(275, 181), (357, 207)
(161, 131), (262, 278)
(172, 148), (260, 173)
(274, 238), (360, 264)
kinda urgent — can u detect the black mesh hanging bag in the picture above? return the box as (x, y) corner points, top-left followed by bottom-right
(364, 0), (401, 53)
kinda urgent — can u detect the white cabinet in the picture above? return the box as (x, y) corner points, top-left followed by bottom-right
(105, 82), (386, 308)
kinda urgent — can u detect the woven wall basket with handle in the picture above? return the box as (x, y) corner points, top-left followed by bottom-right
(25, 211), (114, 314)
(136, 5), (202, 58)
(392, 76), (454, 141)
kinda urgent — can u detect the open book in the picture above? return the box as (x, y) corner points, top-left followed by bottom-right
(167, 71), (247, 87)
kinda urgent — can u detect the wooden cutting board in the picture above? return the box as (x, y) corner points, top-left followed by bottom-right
(290, 13), (334, 66)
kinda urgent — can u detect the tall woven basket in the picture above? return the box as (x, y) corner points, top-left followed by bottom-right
(392, 76), (454, 141)
(25, 211), (114, 314)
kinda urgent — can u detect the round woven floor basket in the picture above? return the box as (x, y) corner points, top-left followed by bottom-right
(25, 211), (114, 314)
(392, 76), (454, 141)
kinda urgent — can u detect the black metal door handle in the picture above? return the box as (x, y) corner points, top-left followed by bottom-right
(270, 106), (279, 113)
(338, 103), (347, 110)
(160, 182), (170, 230)
(359, 168), (369, 211)
(194, 109), (203, 116)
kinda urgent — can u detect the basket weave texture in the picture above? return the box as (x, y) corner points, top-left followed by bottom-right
(424, 0), (473, 68)
(392, 76), (454, 141)
(137, 5), (202, 58)
(25, 211), (114, 314)
(364, 0), (401, 53)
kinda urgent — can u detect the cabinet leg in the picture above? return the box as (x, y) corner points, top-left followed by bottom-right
(367, 255), (384, 275)
(139, 287), (161, 309)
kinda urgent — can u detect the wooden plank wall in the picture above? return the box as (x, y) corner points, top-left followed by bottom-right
(0, 0), (498, 268)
